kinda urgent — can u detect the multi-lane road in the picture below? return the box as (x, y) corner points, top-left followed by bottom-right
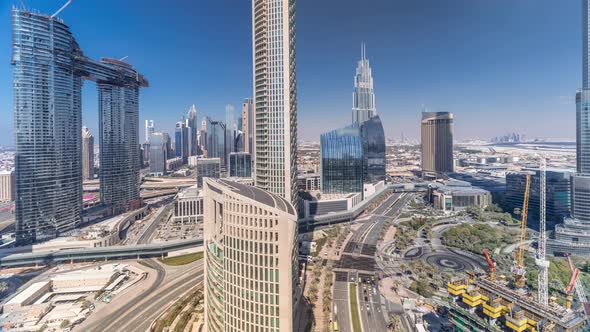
(332, 192), (413, 332)
(80, 258), (203, 332)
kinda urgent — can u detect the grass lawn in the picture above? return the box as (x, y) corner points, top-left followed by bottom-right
(349, 283), (362, 332)
(159, 252), (204, 266)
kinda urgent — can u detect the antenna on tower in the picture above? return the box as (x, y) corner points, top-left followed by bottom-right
(51, 0), (72, 18)
(119, 56), (129, 61)
(361, 42), (366, 60)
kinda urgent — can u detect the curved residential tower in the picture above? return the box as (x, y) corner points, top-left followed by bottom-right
(203, 178), (299, 332)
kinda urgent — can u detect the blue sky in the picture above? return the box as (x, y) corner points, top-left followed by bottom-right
(0, 0), (582, 145)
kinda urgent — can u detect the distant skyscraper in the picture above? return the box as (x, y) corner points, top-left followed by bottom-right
(206, 117), (227, 167)
(82, 127), (95, 180)
(352, 44), (376, 125)
(321, 125), (365, 194)
(145, 120), (154, 143)
(175, 121), (189, 164)
(149, 132), (167, 176)
(252, 0), (298, 209)
(242, 98), (254, 155)
(421, 112), (454, 178)
(229, 152), (252, 178)
(199, 119), (207, 157)
(203, 178), (299, 332)
(162, 132), (173, 160)
(225, 104), (236, 158)
(187, 105), (198, 156)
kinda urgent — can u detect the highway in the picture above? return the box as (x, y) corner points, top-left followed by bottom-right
(0, 238), (203, 268)
(333, 192), (413, 332)
(83, 259), (204, 332)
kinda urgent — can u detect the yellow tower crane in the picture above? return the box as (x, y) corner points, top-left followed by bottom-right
(513, 174), (531, 288)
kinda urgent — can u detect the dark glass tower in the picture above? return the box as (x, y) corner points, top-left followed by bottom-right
(362, 115), (386, 182)
(229, 152), (252, 178)
(320, 126), (364, 194)
(505, 170), (572, 232)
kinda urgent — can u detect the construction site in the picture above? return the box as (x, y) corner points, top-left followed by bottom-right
(444, 159), (589, 332)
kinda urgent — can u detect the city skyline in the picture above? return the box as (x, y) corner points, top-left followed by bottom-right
(0, 0), (584, 145)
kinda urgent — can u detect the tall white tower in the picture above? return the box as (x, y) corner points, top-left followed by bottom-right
(252, 0), (298, 209)
(352, 43), (376, 124)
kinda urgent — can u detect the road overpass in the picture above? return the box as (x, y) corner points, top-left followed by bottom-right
(0, 238), (202, 268)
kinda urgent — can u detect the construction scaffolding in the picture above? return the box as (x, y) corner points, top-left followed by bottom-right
(447, 272), (587, 332)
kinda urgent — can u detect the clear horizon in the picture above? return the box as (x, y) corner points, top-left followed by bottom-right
(0, 0), (582, 145)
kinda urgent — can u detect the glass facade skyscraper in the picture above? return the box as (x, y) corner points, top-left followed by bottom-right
(252, 0), (299, 210)
(12, 9), (83, 242)
(320, 115), (386, 195)
(149, 132), (167, 176)
(175, 121), (189, 164)
(12, 8), (148, 242)
(82, 127), (95, 180)
(505, 170), (572, 232)
(362, 115), (386, 182)
(206, 117), (227, 168)
(320, 126), (365, 194)
(98, 59), (147, 215)
(187, 105), (199, 156)
(352, 44), (376, 125)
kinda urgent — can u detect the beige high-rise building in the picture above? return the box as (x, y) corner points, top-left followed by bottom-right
(241, 98), (253, 154)
(82, 127), (94, 180)
(421, 112), (454, 178)
(252, 0), (298, 210)
(0, 170), (15, 202)
(203, 178), (299, 332)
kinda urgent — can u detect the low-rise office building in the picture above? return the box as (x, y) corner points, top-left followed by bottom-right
(297, 173), (320, 191)
(0, 169), (15, 202)
(173, 185), (203, 224)
(429, 180), (491, 212)
(196, 158), (221, 187)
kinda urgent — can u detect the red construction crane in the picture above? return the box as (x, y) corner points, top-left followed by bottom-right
(565, 253), (590, 315)
(482, 249), (496, 280)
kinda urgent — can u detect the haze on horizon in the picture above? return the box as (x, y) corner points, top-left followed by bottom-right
(0, 0), (581, 145)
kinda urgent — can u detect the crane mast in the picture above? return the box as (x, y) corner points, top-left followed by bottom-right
(513, 174), (531, 288)
(536, 158), (549, 306)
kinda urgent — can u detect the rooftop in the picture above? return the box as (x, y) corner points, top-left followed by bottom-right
(5, 281), (50, 305)
(215, 179), (295, 215)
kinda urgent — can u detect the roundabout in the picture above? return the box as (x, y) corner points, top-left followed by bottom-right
(423, 252), (476, 272)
